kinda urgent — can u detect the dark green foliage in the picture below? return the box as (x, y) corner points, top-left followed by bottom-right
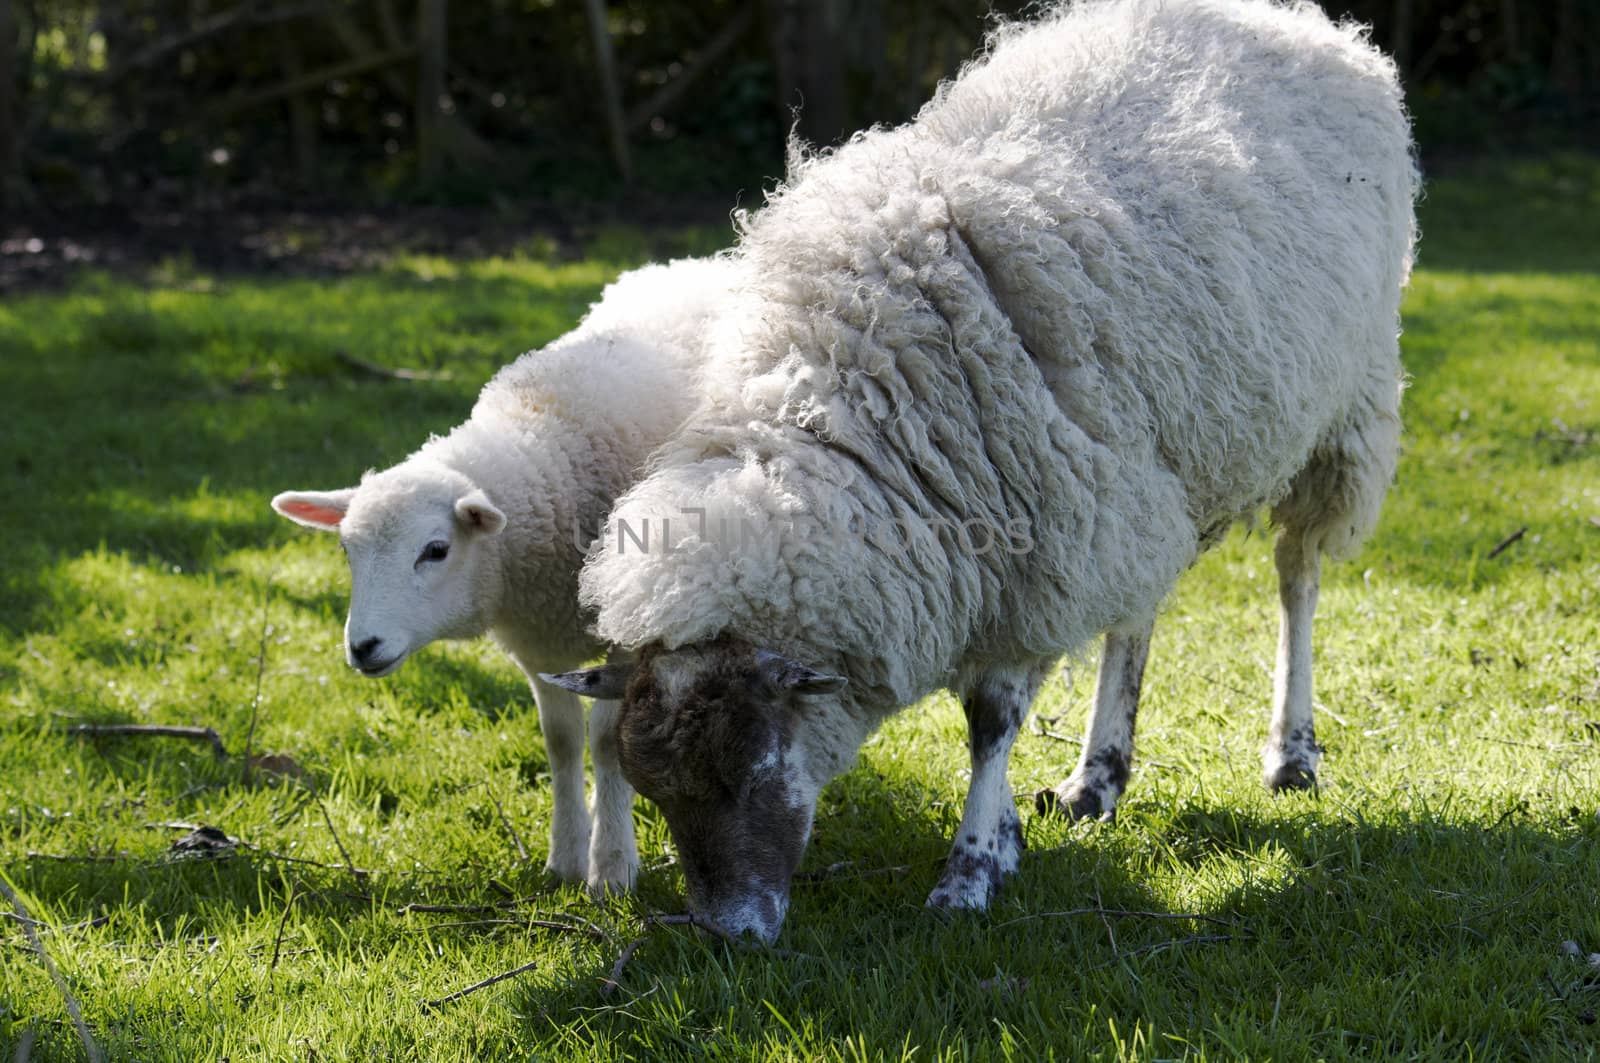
(8, 0), (1596, 208)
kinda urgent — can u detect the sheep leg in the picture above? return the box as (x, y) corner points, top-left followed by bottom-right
(529, 675), (593, 882)
(584, 696), (638, 894)
(1263, 532), (1322, 791)
(928, 664), (1043, 911)
(1036, 620), (1153, 821)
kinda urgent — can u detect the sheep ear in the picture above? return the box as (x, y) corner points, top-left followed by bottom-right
(756, 648), (848, 695)
(272, 488), (355, 531)
(455, 489), (506, 535)
(539, 663), (636, 700)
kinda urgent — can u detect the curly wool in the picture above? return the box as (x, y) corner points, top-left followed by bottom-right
(398, 255), (744, 662)
(582, 0), (1416, 710)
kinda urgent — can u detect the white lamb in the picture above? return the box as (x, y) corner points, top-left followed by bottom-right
(546, 0), (1417, 940)
(271, 255), (740, 893)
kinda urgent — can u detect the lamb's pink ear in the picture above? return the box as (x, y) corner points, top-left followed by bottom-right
(454, 489), (506, 535)
(271, 488), (356, 532)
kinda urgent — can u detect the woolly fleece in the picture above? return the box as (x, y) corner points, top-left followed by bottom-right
(581, 0), (1416, 720)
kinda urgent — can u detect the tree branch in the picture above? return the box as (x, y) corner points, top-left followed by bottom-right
(625, 7), (756, 132)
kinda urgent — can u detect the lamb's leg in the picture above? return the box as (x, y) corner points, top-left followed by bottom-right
(1035, 620), (1153, 821)
(529, 675), (592, 882)
(928, 664), (1043, 911)
(1263, 532), (1322, 791)
(585, 696), (638, 894)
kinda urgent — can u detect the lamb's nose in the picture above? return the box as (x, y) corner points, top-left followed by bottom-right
(349, 637), (382, 665)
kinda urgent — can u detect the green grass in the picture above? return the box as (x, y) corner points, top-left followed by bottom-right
(3, 156), (1598, 1061)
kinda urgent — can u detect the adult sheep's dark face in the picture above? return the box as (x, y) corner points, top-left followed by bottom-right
(544, 637), (846, 943)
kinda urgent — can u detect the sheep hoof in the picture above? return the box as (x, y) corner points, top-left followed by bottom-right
(1034, 783), (1116, 823)
(543, 849), (590, 884)
(1264, 761), (1318, 793)
(585, 852), (639, 897)
(927, 854), (1003, 912)
(927, 814), (1022, 911)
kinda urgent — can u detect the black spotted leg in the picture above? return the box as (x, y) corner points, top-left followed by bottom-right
(1036, 620), (1154, 821)
(928, 663), (1045, 910)
(1263, 532), (1322, 791)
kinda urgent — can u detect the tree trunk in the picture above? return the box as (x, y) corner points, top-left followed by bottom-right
(1391, 0), (1413, 76)
(764, 0), (799, 132)
(581, 0), (631, 183)
(1500, 0), (1520, 64)
(276, 26), (317, 189)
(0, 0), (18, 213)
(417, 0), (447, 186)
(325, 6), (495, 170)
(798, 0), (845, 145)
(903, 0), (929, 119)
(1550, 0), (1580, 95)
(764, 0), (847, 147)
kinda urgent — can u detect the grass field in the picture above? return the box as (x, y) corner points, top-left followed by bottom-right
(2, 155), (1598, 1061)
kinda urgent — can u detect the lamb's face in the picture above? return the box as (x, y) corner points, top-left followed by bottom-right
(599, 639), (845, 943)
(272, 470), (506, 677)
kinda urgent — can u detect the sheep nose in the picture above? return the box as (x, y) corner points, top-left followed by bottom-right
(349, 637), (383, 665)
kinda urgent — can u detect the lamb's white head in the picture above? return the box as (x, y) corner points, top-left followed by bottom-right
(271, 467), (507, 677)
(543, 636), (847, 944)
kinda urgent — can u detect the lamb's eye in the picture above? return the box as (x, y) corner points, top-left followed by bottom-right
(417, 540), (450, 564)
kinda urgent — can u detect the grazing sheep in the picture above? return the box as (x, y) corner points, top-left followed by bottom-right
(547, 0), (1416, 941)
(271, 255), (740, 893)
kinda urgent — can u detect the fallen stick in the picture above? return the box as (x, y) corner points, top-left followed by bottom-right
(1, 913), (110, 936)
(0, 876), (103, 1063)
(240, 578), (272, 784)
(1030, 716), (1081, 744)
(421, 959), (539, 1012)
(314, 794), (369, 885)
(792, 861), (913, 885)
(1486, 526), (1528, 560)
(335, 349), (450, 382)
(488, 789), (530, 866)
(269, 888), (297, 971)
(992, 906), (1237, 931)
(1085, 933), (1235, 971)
(600, 936), (647, 999)
(406, 917), (604, 939)
(69, 724), (227, 759)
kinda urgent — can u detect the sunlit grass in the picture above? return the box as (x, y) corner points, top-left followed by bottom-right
(2, 165), (1598, 1060)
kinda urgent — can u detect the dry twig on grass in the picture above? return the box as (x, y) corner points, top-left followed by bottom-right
(335, 349), (451, 382)
(69, 723), (228, 759)
(408, 916), (606, 939)
(1084, 933), (1235, 971)
(488, 789), (530, 866)
(1486, 525), (1528, 560)
(25, 851), (123, 864)
(313, 794), (369, 887)
(0, 876), (102, 1063)
(792, 861), (915, 885)
(991, 906), (1237, 931)
(270, 887), (297, 971)
(240, 578), (272, 783)
(420, 959), (541, 1011)
(1030, 715), (1081, 744)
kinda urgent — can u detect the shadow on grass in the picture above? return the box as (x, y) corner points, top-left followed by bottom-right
(518, 796), (1599, 1055)
(1417, 154), (1600, 275)
(0, 267), (616, 634)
